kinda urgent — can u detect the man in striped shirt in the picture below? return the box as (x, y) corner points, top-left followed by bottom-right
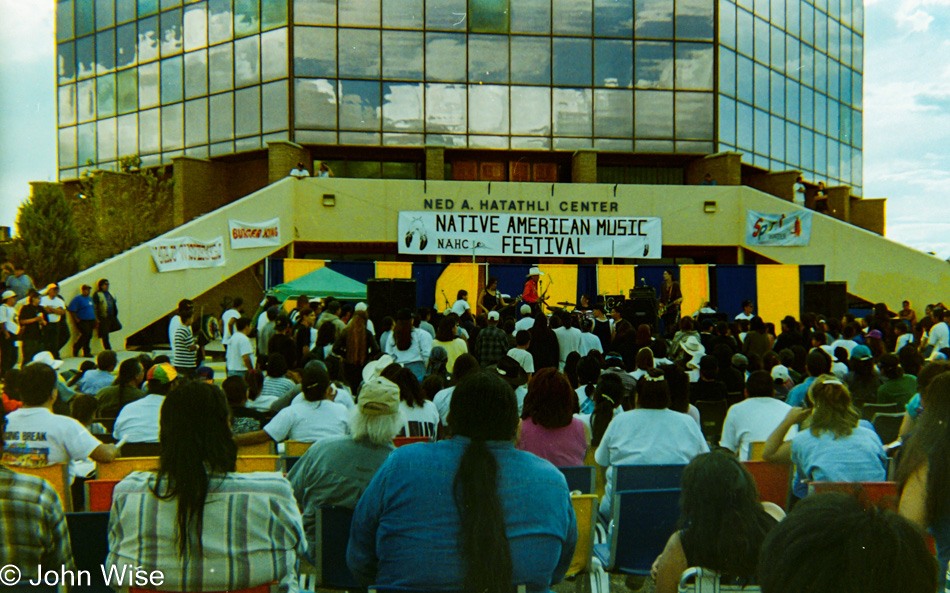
(172, 307), (197, 377)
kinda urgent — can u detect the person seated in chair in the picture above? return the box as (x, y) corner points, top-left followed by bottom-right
(113, 363), (180, 445)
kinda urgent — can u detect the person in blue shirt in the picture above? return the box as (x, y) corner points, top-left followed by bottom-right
(786, 348), (832, 407)
(67, 285), (96, 358)
(347, 371), (577, 593)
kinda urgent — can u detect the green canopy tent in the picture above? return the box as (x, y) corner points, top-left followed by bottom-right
(267, 266), (368, 302)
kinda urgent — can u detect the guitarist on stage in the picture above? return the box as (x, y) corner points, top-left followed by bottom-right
(522, 266), (546, 315)
(658, 269), (683, 337)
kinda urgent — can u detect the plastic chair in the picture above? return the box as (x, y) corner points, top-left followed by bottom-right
(593, 488), (681, 575)
(85, 479), (120, 512)
(236, 455), (281, 472)
(693, 400), (728, 446)
(284, 441), (312, 457)
(871, 412), (904, 445)
(745, 441), (766, 461)
(568, 494), (610, 593)
(393, 436), (430, 447)
(808, 481), (899, 510)
(298, 506), (360, 591)
(678, 567), (761, 593)
(860, 402), (901, 422)
(614, 464), (686, 492)
(4, 462), (72, 511)
(66, 511), (112, 593)
(238, 441), (277, 456)
(97, 457), (160, 481)
(743, 461), (791, 511)
(558, 466), (596, 495)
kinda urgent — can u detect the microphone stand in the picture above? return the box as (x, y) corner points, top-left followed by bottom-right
(441, 289), (450, 312)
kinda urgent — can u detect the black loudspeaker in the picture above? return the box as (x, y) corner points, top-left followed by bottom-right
(802, 281), (848, 321)
(391, 279), (418, 316)
(366, 278), (418, 330)
(623, 294), (658, 333)
(603, 294), (626, 312)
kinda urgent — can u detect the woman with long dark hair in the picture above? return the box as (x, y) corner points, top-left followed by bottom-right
(92, 278), (119, 350)
(518, 368), (588, 466)
(333, 309), (380, 391)
(529, 312), (560, 371)
(347, 371), (577, 592)
(432, 314), (468, 374)
(652, 451), (782, 592)
(381, 363), (440, 440)
(384, 308), (433, 382)
(106, 380), (303, 590)
(96, 357), (145, 418)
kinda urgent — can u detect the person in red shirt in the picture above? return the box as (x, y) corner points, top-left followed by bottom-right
(523, 266), (544, 315)
(2, 368), (23, 413)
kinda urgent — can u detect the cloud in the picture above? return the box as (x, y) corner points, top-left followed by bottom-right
(0, 0), (54, 63)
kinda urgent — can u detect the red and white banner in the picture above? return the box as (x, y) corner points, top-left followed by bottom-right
(149, 236), (226, 272)
(228, 218), (281, 249)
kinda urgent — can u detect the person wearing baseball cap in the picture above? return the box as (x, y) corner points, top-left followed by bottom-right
(288, 375), (404, 555)
(0, 290), (19, 376)
(39, 283), (67, 359)
(473, 310), (509, 367)
(113, 363), (180, 444)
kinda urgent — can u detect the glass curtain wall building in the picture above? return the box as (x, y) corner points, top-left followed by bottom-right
(55, 0), (862, 193)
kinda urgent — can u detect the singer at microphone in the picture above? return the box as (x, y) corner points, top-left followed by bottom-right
(522, 266), (544, 315)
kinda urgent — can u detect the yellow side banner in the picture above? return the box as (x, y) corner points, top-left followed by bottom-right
(537, 264), (579, 312)
(376, 261), (413, 279)
(757, 265), (800, 327)
(282, 259), (326, 312)
(597, 265), (637, 300)
(679, 264), (710, 319)
(435, 263), (481, 314)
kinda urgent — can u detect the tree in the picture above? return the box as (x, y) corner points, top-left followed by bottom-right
(11, 184), (81, 285)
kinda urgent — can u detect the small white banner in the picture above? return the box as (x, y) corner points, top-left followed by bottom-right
(149, 236), (226, 272)
(398, 211), (662, 258)
(746, 210), (813, 247)
(228, 218), (281, 249)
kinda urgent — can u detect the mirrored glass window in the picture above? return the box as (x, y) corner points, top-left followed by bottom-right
(469, 34), (509, 83)
(828, 61), (839, 100)
(116, 0), (135, 22)
(294, 0), (335, 24)
(736, 8), (752, 56)
(511, 86), (550, 135)
(161, 8), (183, 55)
(383, 82), (424, 131)
(801, 128), (814, 170)
(785, 36), (799, 81)
(801, 3), (814, 46)
(425, 33), (465, 81)
(675, 42), (713, 90)
(208, 42), (233, 92)
(339, 80), (381, 130)
(770, 25), (784, 72)
(77, 35), (96, 78)
(675, 0), (713, 41)
(675, 92), (712, 139)
(635, 41), (673, 89)
(295, 27), (336, 78)
(553, 88), (592, 136)
(553, 38), (592, 87)
(77, 80), (97, 122)
(234, 35), (260, 86)
(234, 0), (260, 37)
(295, 79), (337, 129)
(753, 107), (768, 154)
(76, 0), (95, 37)
(97, 29), (116, 74)
(840, 26), (851, 67)
(785, 121), (799, 166)
(719, 0), (735, 49)
(98, 73), (116, 116)
(425, 83), (466, 133)
(209, 91), (233, 140)
(139, 0), (159, 16)
(510, 0), (550, 33)
(185, 97), (209, 145)
(260, 28), (287, 80)
(553, 0), (591, 35)
(117, 67), (138, 112)
(635, 90), (673, 138)
(161, 55), (183, 103)
(736, 101), (752, 150)
(828, 19), (839, 61)
(382, 0), (424, 28)
(117, 113), (137, 155)
(785, 0), (799, 36)
(853, 33), (862, 69)
(341, 1), (381, 27)
(593, 88), (633, 137)
(719, 46), (735, 97)
(59, 84), (77, 126)
(184, 49), (208, 98)
(800, 86), (813, 129)
(753, 0), (767, 19)
(139, 107), (161, 154)
(815, 10), (827, 52)
(827, 98), (839, 140)
(162, 102), (184, 149)
(235, 85), (260, 135)
(139, 62), (160, 108)
(510, 36), (550, 84)
(736, 54), (752, 103)
(594, 0), (632, 37)
(383, 31), (424, 80)
(852, 72), (862, 109)
(262, 79), (288, 132)
(595, 39), (633, 88)
(262, 0), (287, 28)
(636, 0), (673, 38)
(59, 127), (77, 168)
(814, 133), (826, 171)
(117, 22), (137, 67)
(800, 44), (814, 88)
(138, 16), (159, 63)
(425, 0), (466, 30)
(719, 95), (736, 144)
(209, 0), (234, 43)
(754, 16), (768, 64)
(98, 117), (117, 161)
(58, 43), (76, 83)
(469, 0), (510, 33)
(339, 29), (381, 78)
(814, 53), (826, 94)
(58, 1), (75, 41)
(769, 70), (784, 116)
(770, 114), (784, 160)
(786, 78), (799, 120)
(468, 85), (509, 134)
(769, 0), (783, 27)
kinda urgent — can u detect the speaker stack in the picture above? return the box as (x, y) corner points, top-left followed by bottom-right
(366, 278), (418, 329)
(624, 287), (658, 332)
(802, 281), (848, 320)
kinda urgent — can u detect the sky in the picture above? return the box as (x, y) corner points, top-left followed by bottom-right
(1, 0), (950, 256)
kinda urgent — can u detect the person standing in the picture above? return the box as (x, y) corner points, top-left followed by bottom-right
(40, 283), (66, 359)
(4, 264), (34, 301)
(221, 297), (244, 349)
(17, 289), (46, 367)
(658, 269), (683, 337)
(0, 290), (19, 376)
(226, 318), (255, 378)
(171, 307), (198, 377)
(67, 284), (96, 358)
(92, 279), (119, 350)
(522, 267), (545, 315)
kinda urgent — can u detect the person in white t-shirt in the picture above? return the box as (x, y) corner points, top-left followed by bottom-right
(39, 283), (67, 358)
(235, 362), (348, 446)
(226, 318), (255, 377)
(551, 311), (583, 370)
(719, 370), (796, 461)
(221, 297), (244, 347)
(380, 363), (439, 440)
(450, 290), (471, 318)
(735, 300), (755, 321)
(2, 362), (118, 468)
(514, 304), (535, 334)
(507, 330), (535, 377)
(926, 308), (950, 360)
(114, 363), (180, 444)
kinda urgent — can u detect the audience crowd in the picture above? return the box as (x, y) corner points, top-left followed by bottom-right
(0, 283), (948, 592)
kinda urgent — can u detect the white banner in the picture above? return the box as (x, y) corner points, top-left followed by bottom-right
(398, 211), (662, 258)
(149, 236), (226, 272)
(746, 210), (813, 247)
(228, 218), (281, 249)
